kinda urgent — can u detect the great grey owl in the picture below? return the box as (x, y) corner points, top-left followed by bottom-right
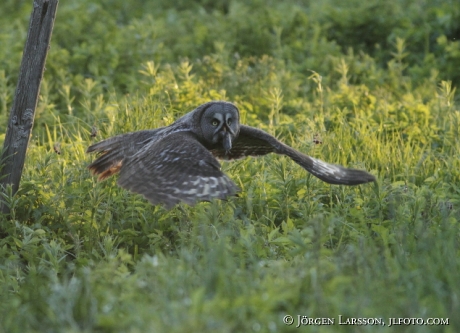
(87, 101), (375, 208)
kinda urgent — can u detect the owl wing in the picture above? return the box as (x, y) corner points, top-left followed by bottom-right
(212, 125), (375, 185)
(87, 130), (159, 180)
(117, 131), (239, 208)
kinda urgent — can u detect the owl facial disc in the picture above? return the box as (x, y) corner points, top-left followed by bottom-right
(212, 112), (236, 152)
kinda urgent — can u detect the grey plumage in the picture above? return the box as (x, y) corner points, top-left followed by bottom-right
(87, 101), (375, 208)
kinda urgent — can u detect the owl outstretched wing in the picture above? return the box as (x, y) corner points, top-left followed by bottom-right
(87, 130), (158, 180)
(211, 125), (375, 185)
(117, 131), (239, 208)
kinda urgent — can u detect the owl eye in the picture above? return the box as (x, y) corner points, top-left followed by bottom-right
(227, 119), (232, 126)
(211, 119), (219, 126)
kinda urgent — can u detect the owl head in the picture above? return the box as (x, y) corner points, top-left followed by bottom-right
(199, 101), (240, 152)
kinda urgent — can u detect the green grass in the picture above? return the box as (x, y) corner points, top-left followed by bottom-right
(1, 0), (459, 332)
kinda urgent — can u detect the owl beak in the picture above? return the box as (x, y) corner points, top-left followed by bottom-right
(222, 131), (232, 153)
(221, 119), (235, 153)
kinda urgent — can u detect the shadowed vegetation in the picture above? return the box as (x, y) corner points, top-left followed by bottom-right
(0, 0), (459, 332)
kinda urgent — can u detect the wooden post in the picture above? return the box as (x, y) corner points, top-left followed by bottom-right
(0, 0), (59, 214)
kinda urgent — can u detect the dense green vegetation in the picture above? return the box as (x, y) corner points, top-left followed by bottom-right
(1, 0), (459, 332)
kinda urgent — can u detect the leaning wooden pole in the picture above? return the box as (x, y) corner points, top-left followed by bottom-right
(0, 0), (59, 214)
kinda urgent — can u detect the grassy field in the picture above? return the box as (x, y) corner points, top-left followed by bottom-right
(1, 0), (459, 332)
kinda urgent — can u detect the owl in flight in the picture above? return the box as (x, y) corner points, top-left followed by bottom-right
(87, 101), (375, 208)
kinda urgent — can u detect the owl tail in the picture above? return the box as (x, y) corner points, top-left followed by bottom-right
(87, 130), (156, 180)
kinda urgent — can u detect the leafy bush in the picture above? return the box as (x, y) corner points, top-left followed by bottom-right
(0, 0), (459, 332)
